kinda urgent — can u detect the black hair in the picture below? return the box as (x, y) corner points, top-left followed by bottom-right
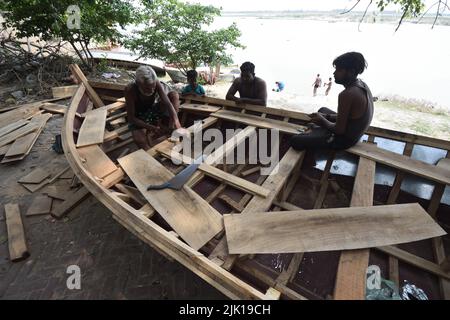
(186, 69), (198, 80)
(333, 52), (367, 75)
(240, 61), (255, 74)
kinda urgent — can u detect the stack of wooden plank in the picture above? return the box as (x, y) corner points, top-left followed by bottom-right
(0, 100), (60, 163)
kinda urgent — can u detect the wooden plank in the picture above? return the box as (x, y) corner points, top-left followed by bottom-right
(40, 103), (67, 115)
(69, 64), (105, 108)
(1, 114), (51, 163)
(25, 196), (53, 216)
(241, 148), (304, 215)
(103, 125), (129, 143)
(118, 150), (224, 250)
(0, 119), (29, 138)
(52, 85), (78, 99)
(4, 203), (29, 262)
(180, 103), (221, 113)
(51, 187), (90, 219)
(187, 95), (312, 122)
(186, 126), (257, 187)
(77, 145), (117, 179)
(18, 168), (51, 184)
(376, 246), (450, 281)
(240, 166), (261, 177)
(20, 162), (69, 193)
(89, 80), (127, 92)
(99, 95), (126, 103)
(0, 101), (41, 129)
(115, 183), (147, 207)
(276, 252), (304, 285)
(334, 156), (375, 300)
(0, 143), (12, 156)
(313, 152), (335, 209)
(215, 148), (305, 268)
(155, 142), (270, 198)
(4, 132), (36, 157)
(224, 203), (446, 255)
(212, 109), (306, 135)
(0, 121), (40, 148)
(100, 168), (125, 188)
(76, 108), (107, 147)
(348, 142), (450, 185)
(218, 195), (245, 212)
(45, 185), (68, 201)
(366, 126), (450, 151)
(387, 142), (414, 204)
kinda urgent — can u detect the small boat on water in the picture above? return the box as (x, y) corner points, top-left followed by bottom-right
(64, 64), (450, 300)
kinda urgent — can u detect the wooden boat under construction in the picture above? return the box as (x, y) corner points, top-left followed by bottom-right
(63, 65), (450, 300)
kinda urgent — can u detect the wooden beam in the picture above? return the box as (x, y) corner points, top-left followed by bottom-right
(348, 142), (450, 185)
(180, 103), (221, 113)
(387, 142), (414, 204)
(69, 64), (105, 108)
(313, 152), (335, 209)
(5, 203), (29, 262)
(212, 109), (306, 135)
(376, 246), (450, 281)
(155, 142), (270, 198)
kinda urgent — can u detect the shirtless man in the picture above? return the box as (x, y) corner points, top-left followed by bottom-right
(312, 74), (322, 96)
(226, 61), (267, 106)
(290, 52), (373, 151)
(125, 66), (182, 150)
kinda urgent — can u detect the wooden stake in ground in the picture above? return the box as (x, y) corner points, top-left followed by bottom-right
(4, 203), (29, 262)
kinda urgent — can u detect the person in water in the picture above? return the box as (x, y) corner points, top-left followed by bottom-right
(272, 81), (285, 92)
(226, 61), (267, 106)
(312, 74), (322, 96)
(125, 65), (182, 150)
(182, 70), (206, 96)
(290, 52), (374, 151)
(324, 77), (333, 96)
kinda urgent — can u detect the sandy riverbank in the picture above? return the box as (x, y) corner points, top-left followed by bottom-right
(202, 80), (450, 141)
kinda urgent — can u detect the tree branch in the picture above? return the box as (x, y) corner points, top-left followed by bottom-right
(358, 0), (373, 32)
(341, 0), (362, 14)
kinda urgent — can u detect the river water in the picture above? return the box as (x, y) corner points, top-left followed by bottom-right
(213, 16), (450, 110)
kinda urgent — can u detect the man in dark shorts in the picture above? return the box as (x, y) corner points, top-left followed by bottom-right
(290, 52), (374, 152)
(125, 66), (182, 150)
(226, 61), (267, 106)
(312, 74), (322, 96)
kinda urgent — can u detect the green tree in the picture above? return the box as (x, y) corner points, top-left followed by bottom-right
(0, 0), (137, 69)
(125, 0), (244, 74)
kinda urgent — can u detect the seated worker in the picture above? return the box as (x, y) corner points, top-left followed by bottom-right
(125, 65), (182, 150)
(182, 70), (206, 96)
(272, 81), (285, 92)
(226, 61), (267, 106)
(290, 52), (374, 151)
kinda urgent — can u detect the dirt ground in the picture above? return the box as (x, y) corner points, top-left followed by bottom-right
(0, 114), (226, 300)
